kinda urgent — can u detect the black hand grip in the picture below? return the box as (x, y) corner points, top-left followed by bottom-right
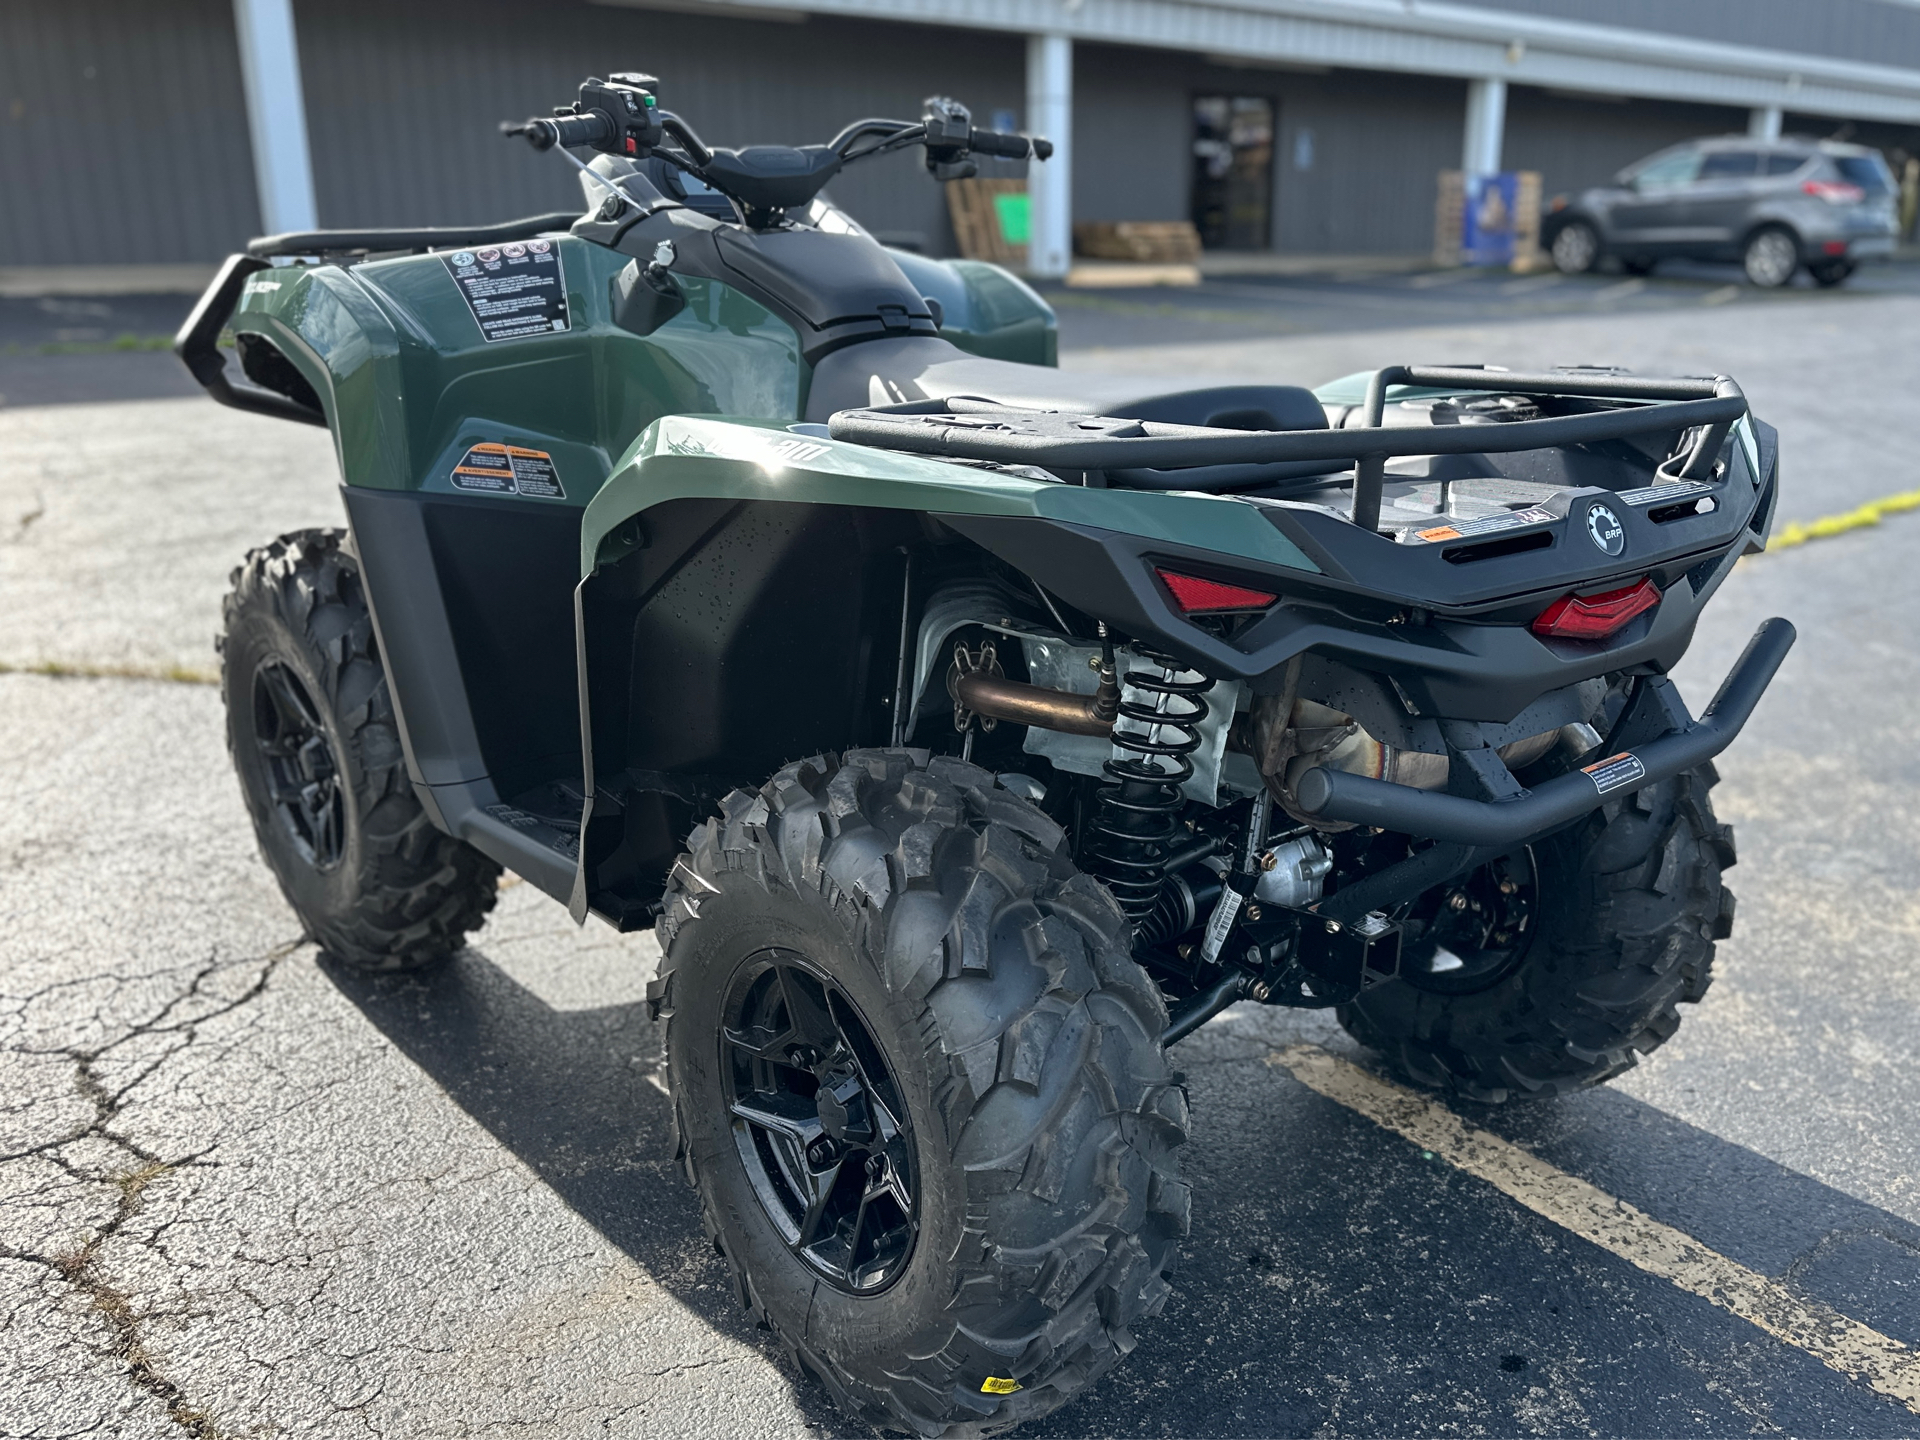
(969, 129), (1035, 159)
(505, 111), (613, 152)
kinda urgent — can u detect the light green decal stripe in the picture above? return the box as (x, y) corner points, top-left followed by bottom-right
(581, 416), (1320, 576)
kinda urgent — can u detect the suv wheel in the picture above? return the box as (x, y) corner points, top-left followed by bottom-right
(1549, 220), (1600, 274)
(1743, 226), (1800, 287)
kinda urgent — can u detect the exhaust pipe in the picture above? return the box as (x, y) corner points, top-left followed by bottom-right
(952, 670), (1119, 737)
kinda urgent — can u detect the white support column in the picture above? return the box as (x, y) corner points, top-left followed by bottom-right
(1025, 33), (1073, 280)
(233, 0), (318, 235)
(1749, 105), (1784, 141)
(1462, 76), (1507, 178)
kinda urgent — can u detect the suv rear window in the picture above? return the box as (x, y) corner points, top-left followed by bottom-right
(1699, 151), (1760, 179)
(1832, 154), (1894, 194)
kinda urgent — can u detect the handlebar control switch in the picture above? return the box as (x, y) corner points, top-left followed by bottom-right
(575, 74), (665, 157)
(921, 96), (979, 182)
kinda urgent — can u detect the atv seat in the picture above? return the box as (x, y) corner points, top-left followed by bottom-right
(805, 337), (1335, 492)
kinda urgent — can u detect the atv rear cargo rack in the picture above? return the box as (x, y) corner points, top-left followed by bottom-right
(829, 365), (1747, 528)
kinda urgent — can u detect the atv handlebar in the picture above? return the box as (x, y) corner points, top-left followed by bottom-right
(970, 129), (1052, 160)
(506, 80), (1048, 219)
(504, 112), (614, 152)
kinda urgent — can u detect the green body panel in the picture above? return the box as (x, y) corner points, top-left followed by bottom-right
(886, 249), (1058, 365)
(229, 237), (1058, 509)
(232, 238), (804, 507)
(581, 415), (1320, 577)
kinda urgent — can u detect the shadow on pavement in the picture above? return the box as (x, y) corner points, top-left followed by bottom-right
(324, 949), (1920, 1439)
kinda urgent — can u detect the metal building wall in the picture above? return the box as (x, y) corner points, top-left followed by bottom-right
(1073, 47), (1469, 254)
(1461, 0), (1920, 72)
(1268, 70), (1466, 254)
(0, 0), (262, 266)
(293, 0), (1025, 254)
(1504, 88), (1747, 199)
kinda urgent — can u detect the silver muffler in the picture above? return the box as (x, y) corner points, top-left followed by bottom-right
(1253, 693), (1592, 829)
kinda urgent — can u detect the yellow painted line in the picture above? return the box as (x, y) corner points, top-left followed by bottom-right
(0, 659), (216, 685)
(1268, 1044), (1920, 1416)
(1767, 488), (1920, 551)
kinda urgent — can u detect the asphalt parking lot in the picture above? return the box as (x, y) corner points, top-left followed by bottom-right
(4, 261), (1920, 1438)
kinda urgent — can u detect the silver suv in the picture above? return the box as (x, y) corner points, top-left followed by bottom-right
(1543, 137), (1898, 287)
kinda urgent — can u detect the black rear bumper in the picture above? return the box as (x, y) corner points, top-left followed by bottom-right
(1294, 617), (1794, 845)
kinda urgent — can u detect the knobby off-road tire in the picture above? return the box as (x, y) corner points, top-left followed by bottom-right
(653, 749), (1188, 1437)
(221, 528), (499, 970)
(1338, 765), (1736, 1103)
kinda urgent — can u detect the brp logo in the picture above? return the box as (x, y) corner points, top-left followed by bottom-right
(1586, 503), (1626, 556)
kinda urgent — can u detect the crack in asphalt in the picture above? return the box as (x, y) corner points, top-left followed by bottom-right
(1, 940), (302, 1437)
(10, 489), (45, 541)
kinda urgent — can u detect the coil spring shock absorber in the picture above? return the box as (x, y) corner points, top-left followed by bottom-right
(1086, 644), (1215, 928)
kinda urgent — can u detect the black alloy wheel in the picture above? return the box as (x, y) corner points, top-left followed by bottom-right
(251, 660), (346, 870)
(721, 951), (918, 1294)
(1396, 848), (1537, 995)
(223, 529), (500, 971)
(1337, 766), (1734, 1101)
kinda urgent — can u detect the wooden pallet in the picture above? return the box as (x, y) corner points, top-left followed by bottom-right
(1073, 220), (1202, 264)
(946, 178), (1027, 266)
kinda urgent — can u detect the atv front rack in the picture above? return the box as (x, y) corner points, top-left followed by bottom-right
(828, 366), (1747, 527)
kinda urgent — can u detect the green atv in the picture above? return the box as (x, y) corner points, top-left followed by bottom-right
(178, 73), (1791, 1437)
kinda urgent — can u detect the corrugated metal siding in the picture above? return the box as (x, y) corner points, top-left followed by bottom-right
(1460, 0), (1920, 73)
(0, 0), (262, 265)
(1074, 48), (1467, 254)
(1075, 45), (1194, 223)
(1504, 88), (1746, 198)
(1269, 70), (1464, 254)
(1783, 111), (1920, 162)
(294, 0), (1025, 253)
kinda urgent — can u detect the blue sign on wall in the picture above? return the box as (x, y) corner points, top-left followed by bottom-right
(1461, 172), (1519, 265)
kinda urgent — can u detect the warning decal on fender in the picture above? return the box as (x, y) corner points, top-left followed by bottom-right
(1582, 751), (1648, 795)
(450, 443), (566, 499)
(441, 239), (569, 342)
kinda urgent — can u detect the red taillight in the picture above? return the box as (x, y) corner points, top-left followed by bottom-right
(1531, 578), (1661, 641)
(1802, 179), (1865, 205)
(1155, 568), (1278, 614)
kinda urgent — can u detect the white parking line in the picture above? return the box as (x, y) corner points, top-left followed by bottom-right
(1268, 1045), (1920, 1416)
(1702, 285), (1743, 305)
(1592, 278), (1648, 302)
(1407, 269), (1477, 288)
(1500, 273), (1564, 296)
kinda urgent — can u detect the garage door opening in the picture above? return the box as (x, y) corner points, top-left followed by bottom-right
(1192, 96), (1274, 249)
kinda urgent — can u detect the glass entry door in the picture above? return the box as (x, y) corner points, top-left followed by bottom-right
(1192, 96), (1274, 249)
